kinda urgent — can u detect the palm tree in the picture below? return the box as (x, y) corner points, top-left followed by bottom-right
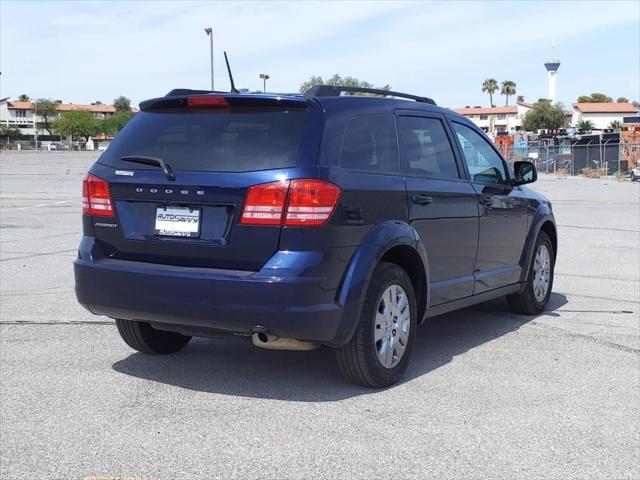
(501, 80), (517, 106)
(609, 120), (622, 130)
(481, 79), (498, 107)
(18, 94), (30, 102)
(577, 119), (594, 133)
(516, 95), (525, 103)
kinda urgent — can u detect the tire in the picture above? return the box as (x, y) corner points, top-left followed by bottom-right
(507, 231), (555, 315)
(336, 262), (417, 388)
(115, 319), (191, 354)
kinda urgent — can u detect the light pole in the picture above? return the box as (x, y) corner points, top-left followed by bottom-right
(33, 102), (38, 150)
(204, 27), (214, 90)
(259, 73), (270, 92)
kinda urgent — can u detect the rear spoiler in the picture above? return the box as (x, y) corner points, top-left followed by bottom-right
(140, 93), (309, 111)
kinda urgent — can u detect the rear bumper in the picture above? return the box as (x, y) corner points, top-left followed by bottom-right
(74, 237), (349, 345)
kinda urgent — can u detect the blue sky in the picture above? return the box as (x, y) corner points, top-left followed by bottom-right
(1, 0), (638, 109)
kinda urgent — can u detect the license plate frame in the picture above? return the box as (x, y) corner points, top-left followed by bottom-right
(154, 206), (201, 238)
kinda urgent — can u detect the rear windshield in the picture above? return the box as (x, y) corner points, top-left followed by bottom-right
(101, 109), (306, 172)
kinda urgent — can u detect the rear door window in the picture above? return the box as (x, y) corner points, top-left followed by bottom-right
(102, 109), (306, 172)
(397, 116), (460, 179)
(339, 114), (398, 173)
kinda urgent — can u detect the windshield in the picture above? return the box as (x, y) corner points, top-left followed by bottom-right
(101, 109), (306, 172)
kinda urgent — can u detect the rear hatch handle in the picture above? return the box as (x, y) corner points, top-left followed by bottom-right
(121, 155), (176, 181)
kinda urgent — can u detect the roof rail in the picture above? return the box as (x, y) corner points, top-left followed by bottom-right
(304, 85), (436, 105)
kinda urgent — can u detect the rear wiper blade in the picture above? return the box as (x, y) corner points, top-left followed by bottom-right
(120, 155), (176, 181)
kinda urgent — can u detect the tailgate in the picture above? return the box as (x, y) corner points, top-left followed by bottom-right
(84, 96), (321, 270)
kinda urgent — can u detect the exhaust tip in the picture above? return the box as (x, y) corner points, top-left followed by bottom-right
(251, 332), (319, 351)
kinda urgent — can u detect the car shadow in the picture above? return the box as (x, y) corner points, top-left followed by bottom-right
(112, 293), (568, 402)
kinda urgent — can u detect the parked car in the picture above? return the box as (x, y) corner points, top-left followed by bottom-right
(630, 166), (640, 182)
(74, 86), (557, 387)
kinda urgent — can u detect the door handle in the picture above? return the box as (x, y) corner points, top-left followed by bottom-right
(411, 194), (433, 205)
(479, 194), (493, 206)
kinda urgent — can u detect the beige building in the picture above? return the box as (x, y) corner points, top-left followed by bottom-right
(454, 102), (535, 134)
(571, 102), (638, 131)
(0, 98), (122, 137)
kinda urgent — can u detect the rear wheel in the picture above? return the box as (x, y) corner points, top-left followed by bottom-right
(507, 231), (554, 314)
(115, 319), (191, 354)
(336, 262), (417, 388)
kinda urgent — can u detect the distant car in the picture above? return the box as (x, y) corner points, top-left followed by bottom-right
(74, 85), (557, 387)
(631, 166), (640, 182)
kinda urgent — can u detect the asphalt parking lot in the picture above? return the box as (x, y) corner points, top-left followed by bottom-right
(1, 151), (639, 479)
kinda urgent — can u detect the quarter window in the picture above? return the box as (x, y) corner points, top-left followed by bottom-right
(340, 115), (398, 172)
(452, 122), (508, 184)
(397, 116), (459, 179)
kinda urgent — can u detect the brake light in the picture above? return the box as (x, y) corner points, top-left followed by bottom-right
(240, 181), (289, 225)
(240, 179), (340, 227)
(187, 96), (230, 108)
(82, 174), (114, 217)
(285, 179), (341, 226)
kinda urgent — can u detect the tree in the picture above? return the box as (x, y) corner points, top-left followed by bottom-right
(33, 98), (59, 135)
(576, 93), (613, 103)
(633, 101), (640, 109)
(516, 95), (525, 103)
(521, 99), (568, 131)
(616, 97), (629, 103)
(500, 80), (517, 106)
(298, 74), (390, 94)
(100, 111), (133, 136)
(481, 78), (498, 107)
(577, 119), (594, 133)
(18, 94), (30, 102)
(609, 120), (622, 130)
(0, 127), (23, 141)
(53, 110), (100, 139)
(113, 96), (132, 113)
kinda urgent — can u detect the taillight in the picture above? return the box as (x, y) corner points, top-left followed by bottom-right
(240, 179), (340, 227)
(187, 96), (230, 108)
(240, 181), (289, 226)
(82, 174), (114, 217)
(285, 179), (341, 226)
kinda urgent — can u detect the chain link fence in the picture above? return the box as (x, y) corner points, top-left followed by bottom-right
(496, 139), (640, 179)
(0, 139), (92, 151)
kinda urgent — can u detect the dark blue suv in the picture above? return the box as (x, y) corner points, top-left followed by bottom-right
(75, 85), (557, 387)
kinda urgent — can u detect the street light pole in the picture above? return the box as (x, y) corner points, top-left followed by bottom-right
(204, 27), (214, 90)
(34, 102), (38, 150)
(259, 73), (270, 92)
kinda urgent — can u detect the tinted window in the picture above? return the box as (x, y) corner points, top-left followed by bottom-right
(398, 116), (459, 179)
(340, 115), (398, 172)
(102, 109), (305, 172)
(452, 122), (508, 184)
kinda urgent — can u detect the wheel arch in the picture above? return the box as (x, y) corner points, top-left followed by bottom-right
(519, 208), (557, 286)
(331, 221), (430, 346)
(380, 245), (428, 326)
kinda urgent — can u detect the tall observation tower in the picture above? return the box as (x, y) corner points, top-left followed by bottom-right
(544, 57), (561, 104)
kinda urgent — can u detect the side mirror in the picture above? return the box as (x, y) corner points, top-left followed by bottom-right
(513, 160), (537, 186)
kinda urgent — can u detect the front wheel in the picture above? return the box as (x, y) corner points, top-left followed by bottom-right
(507, 231), (555, 314)
(335, 262), (417, 388)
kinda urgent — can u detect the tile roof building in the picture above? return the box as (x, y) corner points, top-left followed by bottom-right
(571, 102), (638, 131)
(0, 98), (137, 137)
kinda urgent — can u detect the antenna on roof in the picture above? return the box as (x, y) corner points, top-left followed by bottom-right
(224, 51), (239, 94)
